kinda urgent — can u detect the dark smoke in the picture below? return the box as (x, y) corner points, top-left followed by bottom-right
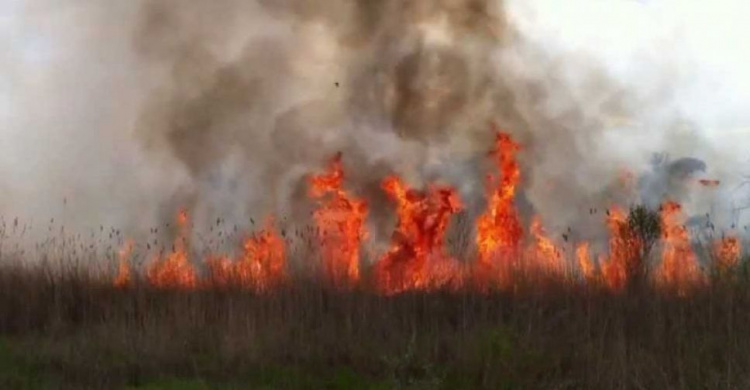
(132, 0), (514, 236)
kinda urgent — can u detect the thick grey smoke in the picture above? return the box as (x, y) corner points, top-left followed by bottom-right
(130, 1), (510, 228)
(2, 0), (750, 249)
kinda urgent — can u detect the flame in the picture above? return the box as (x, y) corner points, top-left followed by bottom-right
(113, 240), (134, 288)
(205, 255), (235, 287)
(576, 242), (595, 281)
(475, 129), (524, 287)
(146, 245), (196, 289)
(374, 176), (464, 294)
(600, 207), (640, 291)
(236, 219), (287, 291)
(206, 218), (287, 292)
(309, 153), (368, 288)
(525, 216), (564, 277)
(147, 210), (197, 289)
(658, 201), (702, 292)
(103, 127), (733, 295)
(713, 236), (741, 272)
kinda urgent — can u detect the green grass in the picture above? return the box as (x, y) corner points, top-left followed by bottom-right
(0, 341), (394, 390)
(0, 339), (58, 390)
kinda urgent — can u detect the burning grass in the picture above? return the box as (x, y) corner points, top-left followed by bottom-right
(1, 129), (749, 388)
(110, 130), (737, 295)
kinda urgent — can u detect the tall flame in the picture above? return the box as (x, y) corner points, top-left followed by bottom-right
(113, 240), (134, 288)
(525, 216), (564, 278)
(235, 219), (287, 292)
(658, 201), (702, 292)
(600, 207), (641, 291)
(576, 242), (595, 281)
(374, 176), (464, 294)
(309, 153), (368, 288)
(475, 130), (523, 287)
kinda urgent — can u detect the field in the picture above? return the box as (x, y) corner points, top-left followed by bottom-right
(0, 132), (747, 389)
(1, 248), (750, 390)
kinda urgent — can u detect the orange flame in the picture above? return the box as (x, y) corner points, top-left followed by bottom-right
(309, 153), (368, 288)
(475, 130), (524, 287)
(374, 176), (464, 294)
(206, 218), (287, 292)
(104, 127), (732, 295)
(235, 219), (287, 292)
(713, 236), (741, 272)
(205, 255), (235, 287)
(113, 240), (134, 288)
(147, 210), (197, 289)
(525, 216), (564, 277)
(658, 201), (701, 292)
(600, 207), (640, 291)
(576, 242), (595, 281)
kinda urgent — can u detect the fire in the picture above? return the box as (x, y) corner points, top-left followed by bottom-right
(576, 242), (595, 281)
(374, 176), (464, 294)
(106, 127), (734, 296)
(205, 255), (234, 287)
(309, 153), (368, 288)
(475, 130), (524, 286)
(113, 240), (134, 288)
(525, 216), (564, 277)
(713, 236), (740, 272)
(658, 201), (702, 292)
(206, 218), (287, 292)
(147, 210), (197, 289)
(600, 207), (640, 291)
(146, 244), (196, 289)
(235, 219), (287, 291)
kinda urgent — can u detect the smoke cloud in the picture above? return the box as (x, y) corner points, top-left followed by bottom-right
(2, 0), (750, 248)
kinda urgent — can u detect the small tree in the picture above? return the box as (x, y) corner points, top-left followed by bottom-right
(627, 205), (662, 261)
(625, 205), (662, 289)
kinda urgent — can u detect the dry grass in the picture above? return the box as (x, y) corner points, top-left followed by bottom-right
(1, 254), (750, 390)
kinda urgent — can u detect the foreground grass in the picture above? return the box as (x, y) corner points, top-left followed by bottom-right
(1, 261), (750, 389)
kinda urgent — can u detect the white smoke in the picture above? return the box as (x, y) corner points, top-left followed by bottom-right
(503, 0), (750, 231)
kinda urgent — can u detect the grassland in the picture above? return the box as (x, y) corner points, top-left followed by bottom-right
(1, 254), (750, 390)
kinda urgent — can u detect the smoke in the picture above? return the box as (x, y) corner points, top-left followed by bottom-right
(1, 0), (750, 246)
